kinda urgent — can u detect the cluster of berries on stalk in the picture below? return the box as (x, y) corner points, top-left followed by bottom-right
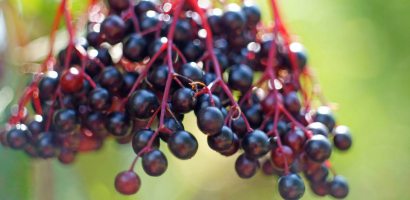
(0, 0), (353, 199)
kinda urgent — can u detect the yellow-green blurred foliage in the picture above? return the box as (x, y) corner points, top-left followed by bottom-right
(0, 0), (410, 199)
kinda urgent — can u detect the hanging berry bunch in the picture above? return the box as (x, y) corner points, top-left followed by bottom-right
(0, 0), (353, 199)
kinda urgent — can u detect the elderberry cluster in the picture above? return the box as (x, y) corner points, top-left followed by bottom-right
(0, 0), (353, 199)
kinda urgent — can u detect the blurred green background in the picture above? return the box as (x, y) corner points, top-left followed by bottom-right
(1, 0), (410, 199)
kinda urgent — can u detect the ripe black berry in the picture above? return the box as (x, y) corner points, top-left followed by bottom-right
(314, 106), (336, 132)
(307, 122), (329, 137)
(132, 129), (160, 154)
(99, 66), (124, 93)
(84, 112), (109, 137)
(221, 4), (246, 32)
(329, 175), (349, 198)
(100, 15), (126, 45)
(283, 129), (307, 154)
(177, 62), (204, 83)
(53, 108), (80, 133)
(207, 8), (223, 35)
(228, 64), (253, 93)
(197, 107), (224, 136)
(122, 33), (148, 62)
(142, 149), (168, 176)
(333, 125), (352, 150)
(232, 116), (247, 138)
(207, 125), (234, 151)
(220, 133), (240, 156)
(89, 88), (112, 112)
(304, 134), (332, 163)
(171, 88), (197, 114)
(241, 130), (269, 159)
(148, 65), (169, 90)
(35, 132), (61, 159)
(108, 0), (130, 13)
(134, 0), (156, 16)
(270, 145), (295, 170)
(106, 112), (132, 137)
(126, 89), (160, 120)
(38, 71), (59, 101)
(159, 117), (184, 142)
(304, 164), (328, 183)
(278, 173), (305, 200)
(120, 71), (140, 97)
(183, 40), (205, 62)
(167, 130), (198, 160)
(242, 1), (261, 29)
(235, 153), (260, 179)
(6, 125), (31, 149)
(284, 91), (301, 115)
(242, 104), (263, 129)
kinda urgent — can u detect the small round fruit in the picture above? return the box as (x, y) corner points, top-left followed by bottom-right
(99, 66), (124, 93)
(6, 125), (31, 149)
(171, 88), (197, 114)
(241, 130), (269, 159)
(38, 71), (59, 101)
(177, 62), (204, 83)
(222, 4), (246, 32)
(53, 108), (80, 133)
(278, 173), (306, 200)
(304, 134), (332, 163)
(307, 122), (329, 137)
(142, 149), (168, 176)
(314, 106), (336, 132)
(108, 0), (130, 13)
(333, 125), (352, 150)
(126, 89), (160, 120)
(60, 67), (84, 93)
(220, 133), (240, 156)
(35, 132), (61, 159)
(132, 129), (160, 154)
(148, 65), (168, 90)
(100, 15), (126, 45)
(197, 107), (224, 136)
(228, 64), (253, 93)
(207, 125), (234, 151)
(167, 130), (198, 160)
(89, 88), (112, 112)
(304, 164), (329, 183)
(159, 117), (184, 142)
(105, 112), (132, 137)
(235, 153), (260, 179)
(270, 145), (295, 170)
(115, 171), (141, 195)
(283, 129), (307, 154)
(122, 33), (148, 62)
(329, 175), (349, 199)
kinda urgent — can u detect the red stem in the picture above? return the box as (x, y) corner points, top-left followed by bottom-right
(145, 107), (161, 129)
(172, 44), (187, 64)
(45, 86), (61, 132)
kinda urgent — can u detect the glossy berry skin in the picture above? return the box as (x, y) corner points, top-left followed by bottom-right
(220, 133), (240, 156)
(283, 129), (307, 154)
(264, 120), (289, 138)
(177, 62), (204, 83)
(159, 117), (184, 142)
(235, 153), (260, 179)
(207, 8), (224, 35)
(122, 33), (148, 62)
(242, 1), (261, 29)
(304, 134), (332, 163)
(148, 65), (169, 90)
(53, 109), (80, 133)
(132, 129), (160, 154)
(289, 42), (308, 70)
(108, 0), (130, 13)
(207, 125), (234, 151)
(38, 71), (59, 101)
(6, 125), (31, 149)
(242, 104), (263, 129)
(99, 66), (124, 93)
(278, 173), (306, 200)
(242, 130), (269, 159)
(232, 116), (247, 138)
(134, 0), (156, 16)
(329, 175), (349, 198)
(262, 159), (276, 175)
(183, 40), (205, 62)
(270, 145), (295, 170)
(142, 149), (168, 176)
(100, 15), (126, 45)
(105, 112), (132, 137)
(307, 122), (329, 137)
(197, 107), (224, 136)
(314, 106), (336, 132)
(209, 48), (229, 73)
(84, 112), (109, 137)
(310, 181), (329, 197)
(333, 125), (352, 150)
(171, 88), (197, 114)
(126, 89), (160, 120)
(167, 130), (198, 160)
(284, 91), (301, 115)
(228, 64), (254, 93)
(71, 80), (93, 107)
(139, 11), (160, 33)
(221, 4), (246, 32)
(304, 164), (328, 183)
(28, 116), (43, 138)
(89, 88), (112, 112)
(120, 71), (139, 97)
(60, 67), (84, 93)
(115, 171), (141, 195)
(35, 132), (61, 159)
(86, 48), (113, 77)
(194, 94), (221, 115)
(173, 20), (192, 46)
